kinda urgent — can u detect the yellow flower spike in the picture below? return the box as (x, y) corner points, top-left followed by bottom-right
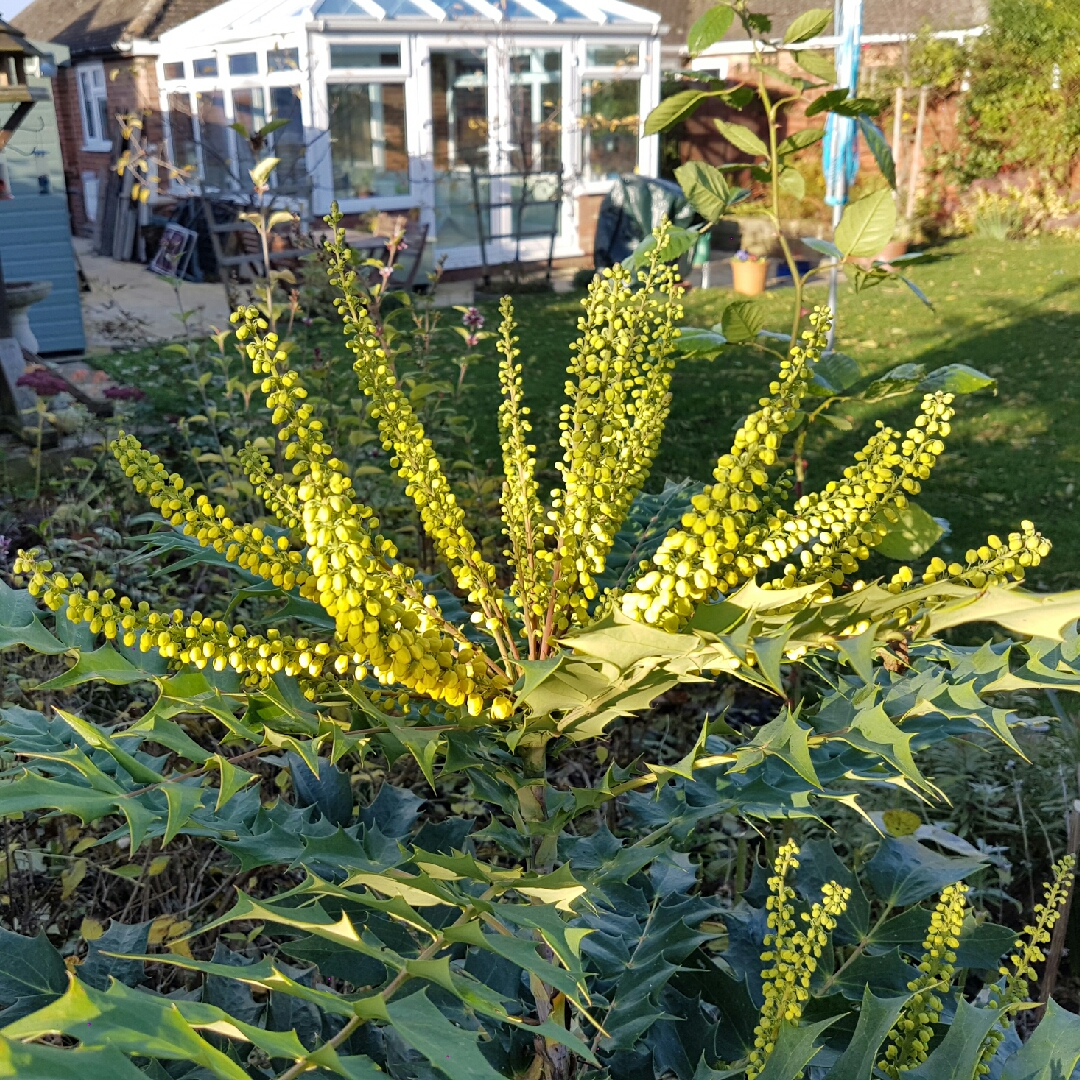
(551, 225), (683, 634)
(497, 296), (547, 655)
(624, 307), (829, 630)
(976, 855), (1076, 1074)
(748, 839), (849, 1080)
(238, 444), (302, 530)
(878, 882), (969, 1080)
(109, 431), (309, 594)
(320, 225), (513, 665)
(763, 391), (956, 591)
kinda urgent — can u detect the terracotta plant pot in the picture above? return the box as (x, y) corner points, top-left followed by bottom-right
(731, 258), (768, 296)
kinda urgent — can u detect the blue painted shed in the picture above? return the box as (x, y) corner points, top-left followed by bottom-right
(0, 39), (85, 356)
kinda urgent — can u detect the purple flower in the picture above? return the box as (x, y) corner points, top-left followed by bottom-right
(462, 307), (484, 331)
(733, 249), (751, 262)
(16, 369), (69, 397)
(0, 535), (10, 560)
(103, 385), (145, 402)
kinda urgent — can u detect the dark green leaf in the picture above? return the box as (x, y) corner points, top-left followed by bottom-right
(809, 352), (863, 395)
(906, 998), (1000, 1080)
(802, 237), (843, 260)
(80, 920), (150, 991)
(806, 88), (850, 117)
(830, 948), (919, 1001)
(39, 645), (144, 690)
(825, 987), (910, 1080)
(0, 1037), (148, 1078)
(830, 98), (883, 118)
(862, 363), (927, 401)
(675, 160), (746, 222)
(756, 1015), (841, 1080)
(954, 919), (1016, 970)
(0, 928), (67, 1022)
(673, 327), (728, 359)
(688, 5), (735, 56)
(385, 989), (504, 1080)
(857, 116), (895, 187)
(794, 840), (870, 944)
(866, 838), (986, 907)
(1000, 998), (1080, 1080)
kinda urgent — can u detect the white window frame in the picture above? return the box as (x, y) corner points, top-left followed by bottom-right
(575, 37), (652, 194)
(76, 61), (112, 153)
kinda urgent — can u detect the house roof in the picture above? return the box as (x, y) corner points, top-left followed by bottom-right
(156, 0), (659, 46)
(643, 0), (988, 49)
(11, 0), (226, 56)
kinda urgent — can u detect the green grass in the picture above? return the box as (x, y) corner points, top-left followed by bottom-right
(95, 235), (1080, 588)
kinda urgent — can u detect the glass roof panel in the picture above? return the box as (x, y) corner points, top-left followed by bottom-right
(313, 0), (657, 19)
(315, 0), (367, 12)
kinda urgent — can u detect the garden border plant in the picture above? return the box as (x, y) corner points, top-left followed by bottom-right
(4, 5), (1080, 1080)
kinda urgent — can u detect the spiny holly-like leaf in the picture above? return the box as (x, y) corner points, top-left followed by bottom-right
(0, 928), (67, 1024)
(0, 580), (67, 655)
(38, 644), (145, 689)
(865, 837), (987, 907)
(1000, 998), (1080, 1080)
(385, 989), (505, 1080)
(826, 987), (911, 1080)
(0, 1037), (147, 1079)
(756, 1014), (841, 1080)
(905, 998), (1000, 1080)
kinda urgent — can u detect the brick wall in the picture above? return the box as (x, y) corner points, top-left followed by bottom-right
(53, 55), (164, 238)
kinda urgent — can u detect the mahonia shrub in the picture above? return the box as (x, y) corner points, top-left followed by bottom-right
(14, 219), (1049, 719)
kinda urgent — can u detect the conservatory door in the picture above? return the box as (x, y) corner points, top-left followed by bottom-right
(429, 48), (488, 250)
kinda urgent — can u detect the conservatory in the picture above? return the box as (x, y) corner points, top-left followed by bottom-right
(153, 0), (663, 269)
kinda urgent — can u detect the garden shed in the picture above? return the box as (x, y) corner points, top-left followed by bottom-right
(153, 0), (663, 269)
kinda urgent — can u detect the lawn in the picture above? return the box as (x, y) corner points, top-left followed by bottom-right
(93, 234), (1080, 589)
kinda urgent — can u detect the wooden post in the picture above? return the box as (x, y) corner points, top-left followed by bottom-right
(905, 85), (928, 223)
(1037, 804), (1080, 1017)
(892, 86), (904, 198)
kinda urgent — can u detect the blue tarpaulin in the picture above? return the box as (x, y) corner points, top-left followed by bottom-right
(823, 0), (863, 208)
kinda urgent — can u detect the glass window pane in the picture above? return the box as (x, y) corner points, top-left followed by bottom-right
(196, 90), (231, 189)
(508, 48), (561, 174)
(168, 92), (198, 173)
(270, 86), (306, 190)
(586, 44), (639, 68)
(581, 77), (639, 181)
(267, 48), (300, 73)
(163, 61), (184, 80)
(193, 57), (218, 77)
(79, 71), (97, 140)
(228, 52), (258, 76)
(329, 44), (401, 68)
(97, 97), (111, 145)
(430, 49), (488, 248)
(328, 82), (408, 198)
(232, 88), (266, 185)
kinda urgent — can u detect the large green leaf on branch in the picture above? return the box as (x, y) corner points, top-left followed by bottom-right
(646, 91), (709, 135)
(873, 503), (946, 560)
(835, 190), (896, 258)
(783, 8), (831, 44)
(675, 160), (747, 222)
(714, 119), (768, 158)
(688, 5), (735, 56)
